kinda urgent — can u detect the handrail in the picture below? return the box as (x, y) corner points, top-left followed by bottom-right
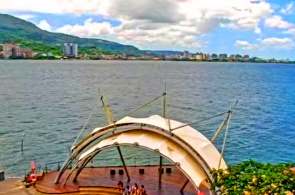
(41, 156), (172, 172)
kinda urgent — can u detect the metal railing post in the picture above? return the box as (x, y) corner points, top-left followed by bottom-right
(159, 156), (163, 189)
(58, 162), (60, 171)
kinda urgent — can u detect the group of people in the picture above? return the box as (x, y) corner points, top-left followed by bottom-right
(117, 181), (147, 195)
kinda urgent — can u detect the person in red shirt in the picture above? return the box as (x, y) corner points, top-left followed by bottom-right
(117, 181), (123, 191)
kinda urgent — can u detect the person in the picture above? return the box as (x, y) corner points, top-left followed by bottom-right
(138, 185), (147, 195)
(123, 186), (130, 195)
(117, 181), (123, 191)
(130, 183), (137, 195)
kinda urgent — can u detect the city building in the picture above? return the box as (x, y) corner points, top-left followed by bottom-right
(3, 43), (20, 59)
(211, 53), (218, 59)
(202, 53), (209, 60)
(219, 54), (227, 60)
(2, 43), (34, 58)
(228, 54), (235, 60)
(235, 54), (243, 60)
(206, 53), (211, 60)
(63, 43), (78, 57)
(243, 55), (250, 61)
(182, 50), (189, 58)
(20, 48), (33, 58)
(195, 53), (203, 60)
(121, 53), (127, 59)
(189, 54), (196, 60)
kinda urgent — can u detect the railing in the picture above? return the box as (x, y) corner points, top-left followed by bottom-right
(41, 156), (172, 172)
(44, 161), (62, 172)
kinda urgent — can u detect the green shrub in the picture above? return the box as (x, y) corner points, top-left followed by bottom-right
(211, 160), (295, 195)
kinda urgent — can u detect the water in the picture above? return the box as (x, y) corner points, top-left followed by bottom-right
(1, 60), (295, 176)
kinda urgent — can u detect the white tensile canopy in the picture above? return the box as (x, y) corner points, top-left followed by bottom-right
(79, 115), (227, 189)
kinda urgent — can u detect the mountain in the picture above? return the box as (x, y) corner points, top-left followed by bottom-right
(0, 14), (141, 54)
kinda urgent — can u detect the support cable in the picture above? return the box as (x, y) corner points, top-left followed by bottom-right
(171, 112), (228, 131)
(71, 105), (98, 150)
(118, 93), (165, 119)
(218, 101), (238, 169)
(218, 111), (232, 169)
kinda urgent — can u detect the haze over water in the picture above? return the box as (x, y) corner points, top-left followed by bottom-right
(1, 60), (295, 176)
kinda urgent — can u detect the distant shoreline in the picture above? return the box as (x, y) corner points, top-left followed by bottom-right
(1, 58), (295, 64)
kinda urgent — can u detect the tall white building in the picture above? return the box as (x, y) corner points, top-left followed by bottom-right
(63, 43), (78, 57)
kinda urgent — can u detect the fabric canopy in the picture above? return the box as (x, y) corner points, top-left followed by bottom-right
(115, 115), (227, 170)
(78, 115), (227, 189)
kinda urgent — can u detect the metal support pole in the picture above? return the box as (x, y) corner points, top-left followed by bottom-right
(117, 146), (130, 182)
(180, 179), (189, 194)
(57, 162), (60, 171)
(159, 156), (163, 189)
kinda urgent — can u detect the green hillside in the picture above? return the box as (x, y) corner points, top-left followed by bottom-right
(0, 14), (142, 54)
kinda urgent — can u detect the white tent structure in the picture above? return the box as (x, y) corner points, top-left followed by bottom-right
(54, 114), (228, 192)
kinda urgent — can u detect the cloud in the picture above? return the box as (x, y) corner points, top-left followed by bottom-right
(236, 37), (295, 50)
(0, 0), (109, 15)
(284, 28), (295, 35)
(260, 37), (294, 49)
(56, 18), (205, 49)
(264, 15), (294, 29)
(254, 28), (262, 34)
(2, 0), (273, 49)
(235, 40), (258, 49)
(56, 18), (114, 38)
(37, 20), (51, 31)
(281, 2), (294, 14)
(54, 0), (272, 49)
(13, 14), (35, 20)
(107, 0), (183, 23)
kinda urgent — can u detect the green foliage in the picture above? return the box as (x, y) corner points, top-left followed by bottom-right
(1, 39), (122, 58)
(16, 40), (62, 55)
(211, 160), (295, 195)
(78, 46), (119, 55)
(0, 14), (143, 55)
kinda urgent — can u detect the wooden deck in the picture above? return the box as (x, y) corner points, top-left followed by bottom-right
(35, 165), (212, 195)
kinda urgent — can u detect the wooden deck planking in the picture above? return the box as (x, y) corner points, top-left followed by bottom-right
(36, 166), (211, 195)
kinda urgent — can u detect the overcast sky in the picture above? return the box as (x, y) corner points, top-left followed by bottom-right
(2, 0), (295, 59)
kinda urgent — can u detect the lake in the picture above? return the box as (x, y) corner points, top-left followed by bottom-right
(1, 60), (295, 176)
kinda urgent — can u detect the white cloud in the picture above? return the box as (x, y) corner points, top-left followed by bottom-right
(235, 40), (258, 50)
(37, 20), (51, 31)
(2, 0), (273, 49)
(13, 14), (35, 20)
(254, 28), (262, 34)
(0, 0), (110, 15)
(56, 18), (204, 49)
(260, 37), (294, 49)
(281, 2), (294, 14)
(284, 28), (295, 35)
(56, 18), (114, 38)
(236, 37), (295, 50)
(265, 15), (294, 29)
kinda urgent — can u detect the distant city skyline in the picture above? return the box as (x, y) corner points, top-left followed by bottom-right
(1, 41), (293, 63)
(1, 0), (295, 60)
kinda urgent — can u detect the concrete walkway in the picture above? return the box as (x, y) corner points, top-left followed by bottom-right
(0, 178), (36, 195)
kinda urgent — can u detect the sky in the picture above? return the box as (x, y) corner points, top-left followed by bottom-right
(1, 0), (295, 59)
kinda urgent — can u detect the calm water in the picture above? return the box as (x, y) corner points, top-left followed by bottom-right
(1, 60), (295, 176)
